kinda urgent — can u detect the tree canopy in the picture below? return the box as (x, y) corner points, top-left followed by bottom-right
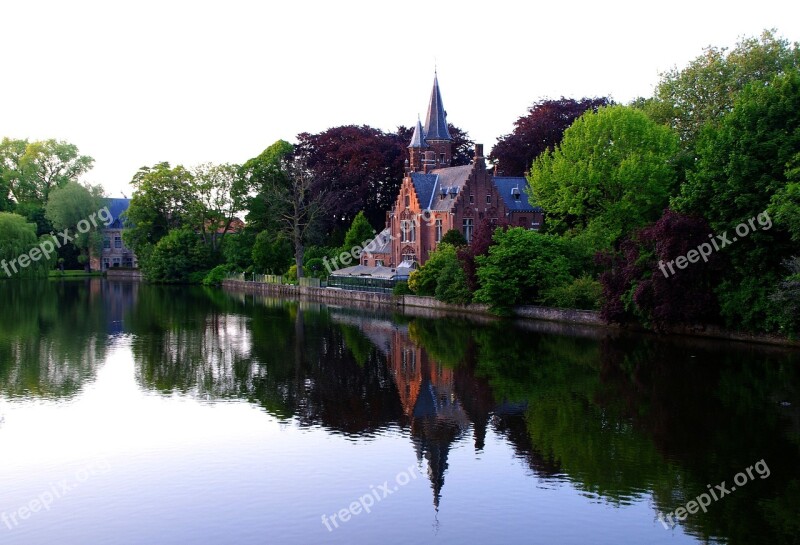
(489, 97), (611, 176)
(529, 105), (679, 249)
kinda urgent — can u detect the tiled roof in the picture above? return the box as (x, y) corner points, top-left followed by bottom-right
(423, 73), (451, 141)
(492, 177), (541, 212)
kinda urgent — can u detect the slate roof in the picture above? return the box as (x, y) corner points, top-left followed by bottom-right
(410, 164), (473, 211)
(492, 177), (541, 212)
(103, 198), (131, 228)
(408, 117), (428, 148)
(423, 73), (451, 141)
(364, 228), (391, 255)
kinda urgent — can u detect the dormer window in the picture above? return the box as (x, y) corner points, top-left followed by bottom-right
(514, 192), (521, 201)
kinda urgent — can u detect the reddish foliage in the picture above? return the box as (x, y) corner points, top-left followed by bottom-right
(458, 218), (509, 291)
(489, 97), (611, 176)
(598, 209), (722, 330)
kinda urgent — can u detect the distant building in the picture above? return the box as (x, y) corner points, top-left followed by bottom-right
(96, 198), (138, 270)
(361, 73), (543, 269)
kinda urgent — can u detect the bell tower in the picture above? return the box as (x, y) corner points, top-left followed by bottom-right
(407, 72), (453, 171)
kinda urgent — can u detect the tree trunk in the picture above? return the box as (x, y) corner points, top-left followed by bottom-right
(295, 242), (304, 278)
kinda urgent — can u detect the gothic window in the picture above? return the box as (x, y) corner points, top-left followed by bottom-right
(463, 218), (474, 243)
(435, 219), (442, 242)
(404, 194), (410, 208)
(410, 219), (416, 242)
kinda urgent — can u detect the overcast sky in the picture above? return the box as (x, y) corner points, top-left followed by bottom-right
(2, 0), (798, 197)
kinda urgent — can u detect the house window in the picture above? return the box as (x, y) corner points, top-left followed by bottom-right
(435, 219), (442, 242)
(439, 153), (445, 164)
(376, 259), (384, 267)
(114, 236), (122, 248)
(514, 192), (521, 201)
(103, 258), (110, 269)
(486, 194), (492, 204)
(362, 257), (368, 266)
(410, 219), (416, 242)
(103, 237), (110, 249)
(112, 257), (121, 267)
(469, 194), (474, 204)
(404, 195), (410, 208)
(402, 253), (416, 263)
(401, 221), (408, 242)
(519, 216), (528, 227)
(463, 218), (474, 243)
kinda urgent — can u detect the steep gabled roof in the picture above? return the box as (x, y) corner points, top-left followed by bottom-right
(492, 177), (541, 212)
(423, 73), (451, 141)
(408, 117), (428, 149)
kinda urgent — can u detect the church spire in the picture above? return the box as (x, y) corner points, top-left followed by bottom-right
(423, 71), (452, 141)
(408, 115), (428, 149)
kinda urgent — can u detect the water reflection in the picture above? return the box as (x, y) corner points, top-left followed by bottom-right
(0, 279), (798, 544)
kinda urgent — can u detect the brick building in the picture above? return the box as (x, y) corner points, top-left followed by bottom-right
(362, 73), (542, 268)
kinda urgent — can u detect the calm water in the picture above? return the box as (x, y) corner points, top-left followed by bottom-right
(0, 279), (798, 545)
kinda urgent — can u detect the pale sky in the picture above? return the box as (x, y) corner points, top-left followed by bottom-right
(2, 0), (798, 197)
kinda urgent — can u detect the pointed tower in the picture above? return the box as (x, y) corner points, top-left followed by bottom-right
(423, 71), (452, 167)
(408, 116), (428, 172)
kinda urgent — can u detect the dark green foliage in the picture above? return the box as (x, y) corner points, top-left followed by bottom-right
(434, 257), (472, 305)
(141, 229), (212, 284)
(542, 275), (602, 310)
(440, 229), (467, 247)
(304, 258), (327, 279)
(392, 281), (412, 296)
(408, 243), (458, 296)
(251, 231), (293, 274)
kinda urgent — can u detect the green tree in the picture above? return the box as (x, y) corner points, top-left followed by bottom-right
(529, 105), (679, 250)
(193, 162), (248, 252)
(474, 228), (573, 313)
(0, 213), (54, 278)
(140, 229), (212, 283)
(0, 137), (94, 204)
(340, 211), (376, 256)
(648, 30), (800, 146)
(440, 228), (467, 247)
(251, 230), (293, 274)
(45, 181), (105, 270)
(434, 256), (472, 305)
(408, 243), (458, 296)
(241, 140), (295, 233)
(674, 70), (800, 332)
(122, 162), (197, 261)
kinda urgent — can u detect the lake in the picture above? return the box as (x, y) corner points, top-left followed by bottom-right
(0, 279), (798, 545)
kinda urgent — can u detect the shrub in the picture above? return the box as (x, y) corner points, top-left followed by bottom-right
(392, 281), (412, 296)
(141, 229), (212, 283)
(542, 275), (602, 310)
(474, 228), (572, 314)
(203, 264), (232, 286)
(435, 257), (472, 305)
(408, 243), (458, 296)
